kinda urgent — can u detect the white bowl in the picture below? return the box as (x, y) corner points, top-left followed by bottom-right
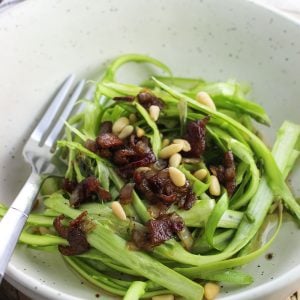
(0, 0), (299, 299)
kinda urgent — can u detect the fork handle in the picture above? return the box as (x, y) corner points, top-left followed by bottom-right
(0, 172), (40, 283)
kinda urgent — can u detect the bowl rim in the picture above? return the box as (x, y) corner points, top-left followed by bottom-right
(3, 1), (300, 299)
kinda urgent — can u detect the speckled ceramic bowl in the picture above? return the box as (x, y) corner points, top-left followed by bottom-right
(0, 0), (299, 299)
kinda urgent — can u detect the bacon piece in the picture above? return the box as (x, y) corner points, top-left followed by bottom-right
(134, 168), (196, 210)
(184, 117), (209, 158)
(113, 135), (156, 178)
(96, 133), (124, 149)
(131, 213), (184, 250)
(69, 176), (111, 208)
(53, 211), (92, 256)
(62, 178), (77, 194)
(119, 183), (135, 205)
(137, 91), (164, 109)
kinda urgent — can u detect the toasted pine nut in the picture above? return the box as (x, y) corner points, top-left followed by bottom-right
(149, 105), (160, 121)
(159, 143), (183, 159)
(169, 167), (186, 187)
(196, 91), (216, 111)
(136, 166), (152, 172)
(209, 175), (221, 196)
(169, 153), (182, 168)
(136, 126), (145, 137)
(173, 139), (191, 152)
(112, 117), (130, 134)
(111, 202), (127, 221)
(118, 125), (134, 139)
(129, 113), (137, 124)
(204, 282), (220, 300)
(152, 295), (174, 300)
(162, 138), (170, 148)
(194, 168), (208, 181)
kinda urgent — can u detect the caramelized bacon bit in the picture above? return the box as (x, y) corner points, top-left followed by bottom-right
(113, 95), (135, 102)
(134, 168), (196, 210)
(114, 135), (156, 178)
(210, 151), (236, 196)
(137, 91), (164, 109)
(131, 213), (184, 250)
(96, 133), (124, 148)
(70, 176), (111, 208)
(62, 178), (77, 194)
(223, 151), (236, 196)
(184, 117), (210, 158)
(119, 183), (135, 205)
(53, 211), (92, 256)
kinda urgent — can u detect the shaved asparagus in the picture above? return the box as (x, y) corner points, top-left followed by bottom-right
(2, 54), (299, 300)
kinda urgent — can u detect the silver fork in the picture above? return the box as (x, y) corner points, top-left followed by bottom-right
(0, 75), (86, 283)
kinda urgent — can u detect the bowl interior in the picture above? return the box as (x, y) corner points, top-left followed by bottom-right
(0, 0), (299, 299)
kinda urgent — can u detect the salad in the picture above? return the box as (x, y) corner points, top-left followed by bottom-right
(1, 54), (300, 300)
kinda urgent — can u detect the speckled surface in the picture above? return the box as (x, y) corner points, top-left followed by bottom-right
(0, 0), (299, 299)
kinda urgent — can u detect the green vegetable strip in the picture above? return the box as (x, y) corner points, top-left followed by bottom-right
(135, 102), (161, 157)
(235, 161), (250, 185)
(179, 166), (210, 196)
(19, 231), (68, 247)
(102, 53), (172, 82)
(205, 192), (229, 249)
(77, 249), (140, 276)
(64, 257), (127, 296)
(142, 75), (205, 90)
(218, 210), (243, 228)
(189, 269), (253, 285)
(192, 229), (235, 254)
(44, 196), (204, 300)
(172, 199), (243, 229)
(228, 138), (260, 209)
(124, 281), (147, 300)
(152, 78), (300, 220)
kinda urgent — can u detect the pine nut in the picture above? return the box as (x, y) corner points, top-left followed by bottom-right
(209, 175), (221, 196)
(136, 126), (145, 137)
(136, 166), (152, 172)
(169, 153), (182, 168)
(129, 113), (137, 124)
(152, 295), (174, 300)
(196, 91), (216, 111)
(118, 125), (134, 139)
(204, 282), (220, 300)
(149, 105), (160, 121)
(159, 143), (183, 159)
(194, 168), (208, 181)
(169, 167), (186, 187)
(173, 139), (191, 152)
(162, 138), (170, 148)
(111, 201), (127, 221)
(112, 117), (130, 134)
